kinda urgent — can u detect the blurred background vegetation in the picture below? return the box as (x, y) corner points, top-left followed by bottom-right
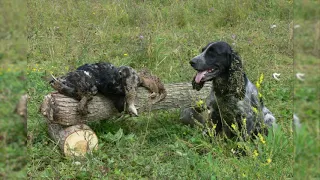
(293, 0), (319, 178)
(0, 0), (27, 179)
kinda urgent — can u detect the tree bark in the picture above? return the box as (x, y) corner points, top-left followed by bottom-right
(40, 83), (211, 126)
(47, 123), (98, 157)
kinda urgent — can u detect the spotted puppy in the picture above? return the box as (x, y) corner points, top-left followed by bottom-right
(77, 62), (139, 116)
(50, 62), (139, 116)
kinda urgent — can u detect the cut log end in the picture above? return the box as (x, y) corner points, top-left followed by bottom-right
(63, 128), (98, 156)
(48, 123), (98, 157)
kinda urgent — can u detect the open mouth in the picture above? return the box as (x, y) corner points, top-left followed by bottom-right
(194, 69), (216, 83)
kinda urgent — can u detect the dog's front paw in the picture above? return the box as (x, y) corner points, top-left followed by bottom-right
(77, 96), (91, 116)
(127, 103), (138, 117)
(192, 78), (204, 91)
(77, 103), (89, 116)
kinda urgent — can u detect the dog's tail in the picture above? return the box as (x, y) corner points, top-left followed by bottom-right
(49, 73), (58, 85)
(49, 74), (64, 91)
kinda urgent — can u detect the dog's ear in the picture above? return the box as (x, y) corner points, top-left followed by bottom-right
(229, 49), (243, 72)
(228, 49), (246, 99)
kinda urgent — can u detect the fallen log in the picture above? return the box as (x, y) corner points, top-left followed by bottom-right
(41, 82), (211, 156)
(40, 83), (211, 126)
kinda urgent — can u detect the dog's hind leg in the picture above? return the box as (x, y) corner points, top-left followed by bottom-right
(52, 81), (94, 116)
(77, 95), (93, 115)
(180, 107), (206, 127)
(261, 106), (276, 127)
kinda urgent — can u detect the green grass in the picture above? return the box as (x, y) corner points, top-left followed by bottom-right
(0, 0), (319, 179)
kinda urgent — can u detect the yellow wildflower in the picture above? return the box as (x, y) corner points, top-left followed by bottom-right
(266, 158), (272, 164)
(196, 99), (204, 108)
(252, 107), (258, 114)
(253, 150), (259, 158)
(255, 73), (264, 89)
(242, 118), (246, 125)
(212, 124), (217, 130)
(256, 81), (260, 89)
(258, 133), (266, 144)
(259, 73), (264, 84)
(124, 53), (128, 56)
(231, 123), (237, 130)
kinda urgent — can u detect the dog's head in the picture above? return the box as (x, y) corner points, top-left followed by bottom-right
(118, 66), (140, 88)
(190, 41), (238, 84)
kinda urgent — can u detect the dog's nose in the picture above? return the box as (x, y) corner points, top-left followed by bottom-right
(189, 60), (196, 67)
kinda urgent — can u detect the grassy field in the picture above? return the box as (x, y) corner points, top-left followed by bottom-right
(0, 0), (318, 179)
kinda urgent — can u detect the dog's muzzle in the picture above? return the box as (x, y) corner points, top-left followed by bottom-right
(189, 54), (207, 71)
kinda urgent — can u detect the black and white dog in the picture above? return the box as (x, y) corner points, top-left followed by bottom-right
(50, 62), (140, 116)
(181, 41), (276, 138)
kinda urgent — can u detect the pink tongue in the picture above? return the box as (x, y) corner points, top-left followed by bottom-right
(195, 71), (207, 83)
